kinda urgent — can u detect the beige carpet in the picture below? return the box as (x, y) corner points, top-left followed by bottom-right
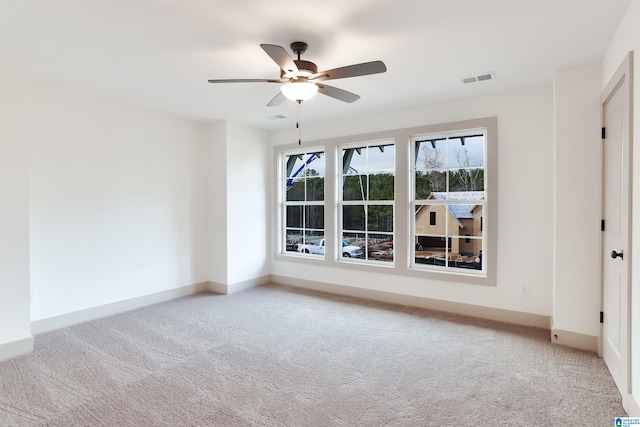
(0, 283), (626, 426)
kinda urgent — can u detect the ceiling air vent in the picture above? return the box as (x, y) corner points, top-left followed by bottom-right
(265, 114), (287, 120)
(461, 71), (495, 84)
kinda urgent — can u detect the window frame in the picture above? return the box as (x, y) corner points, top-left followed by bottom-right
(338, 139), (396, 265)
(273, 117), (497, 286)
(279, 147), (326, 259)
(410, 128), (488, 276)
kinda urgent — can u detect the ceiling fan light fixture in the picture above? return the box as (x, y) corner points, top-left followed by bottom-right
(280, 81), (318, 101)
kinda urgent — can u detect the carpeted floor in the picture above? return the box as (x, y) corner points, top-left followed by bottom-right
(0, 283), (627, 426)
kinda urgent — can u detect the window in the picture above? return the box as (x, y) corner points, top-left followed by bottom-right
(340, 141), (394, 262)
(429, 211), (437, 226)
(412, 131), (486, 274)
(275, 117), (496, 284)
(282, 150), (325, 256)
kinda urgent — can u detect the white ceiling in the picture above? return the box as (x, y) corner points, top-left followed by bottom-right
(0, 0), (631, 131)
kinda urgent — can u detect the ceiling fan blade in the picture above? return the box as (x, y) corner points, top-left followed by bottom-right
(267, 91), (286, 107)
(311, 60), (387, 81)
(207, 78), (287, 83)
(317, 84), (360, 103)
(260, 44), (299, 75)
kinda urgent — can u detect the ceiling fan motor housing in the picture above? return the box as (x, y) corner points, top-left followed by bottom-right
(284, 42), (317, 77)
(294, 60), (317, 77)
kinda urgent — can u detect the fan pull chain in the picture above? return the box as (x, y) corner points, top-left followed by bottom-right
(296, 100), (302, 145)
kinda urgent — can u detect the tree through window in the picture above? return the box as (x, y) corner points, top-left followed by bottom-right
(340, 141), (395, 262)
(412, 132), (486, 272)
(283, 150), (325, 256)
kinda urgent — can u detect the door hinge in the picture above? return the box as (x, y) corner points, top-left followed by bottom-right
(602, 127), (606, 139)
(601, 219), (605, 231)
(600, 311), (604, 323)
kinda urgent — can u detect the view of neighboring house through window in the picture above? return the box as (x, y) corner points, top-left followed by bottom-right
(277, 117), (495, 283)
(283, 150), (325, 256)
(340, 141), (395, 262)
(412, 131), (486, 273)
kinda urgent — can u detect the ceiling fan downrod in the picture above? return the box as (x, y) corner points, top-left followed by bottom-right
(290, 41), (308, 60)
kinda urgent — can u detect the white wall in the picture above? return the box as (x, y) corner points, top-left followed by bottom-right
(29, 83), (210, 321)
(226, 123), (270, 288)
(0, 63), (33, 360)
(207, 121), (228, 286)
(552, 62), (602, 340)
(271, 85), (554, 318)
(602, 0), (640, 416)
(206, 121), (271, 292)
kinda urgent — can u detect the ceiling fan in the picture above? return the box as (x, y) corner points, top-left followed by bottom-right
(207, 41), (387, 106)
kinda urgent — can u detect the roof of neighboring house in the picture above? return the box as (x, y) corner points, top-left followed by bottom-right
(418, 191), (485, 228)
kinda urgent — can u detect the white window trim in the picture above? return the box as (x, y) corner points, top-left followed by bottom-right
(273, 117), (497, 286)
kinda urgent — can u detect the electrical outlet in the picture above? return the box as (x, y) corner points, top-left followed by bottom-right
(520, 285), (531, 297)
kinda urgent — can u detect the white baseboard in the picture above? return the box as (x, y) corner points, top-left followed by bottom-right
(0, 335), (34, 362)
(271, 275), (550, 329)
(549, 328), (598, 353)
(208, 275), (270, 295)
(31, 281), (210, 335)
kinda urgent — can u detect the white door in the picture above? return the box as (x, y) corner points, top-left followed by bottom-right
(601, 52), (632, 410)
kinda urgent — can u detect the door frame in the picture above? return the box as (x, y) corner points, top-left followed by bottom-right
(600, 51), (633, 410)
